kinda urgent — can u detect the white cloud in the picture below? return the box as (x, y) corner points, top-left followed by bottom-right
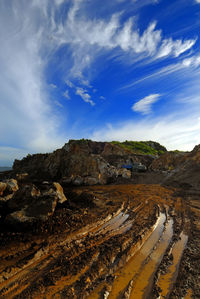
(196, 0), (200, 3)
(54, 100), (63, 108)
(65, 79), (74, 88)
(116, 21), (161, 54)
(132, 94), (160, 114)
(63, 90), (70, 100)
(0, 1), (67, 165)
(52, 2), (196, 77)
(0, 0), (198, 165)
(182, 54), (200, 67)
(75, 87), (95, 106)
(50, 83), (57, 88)
(91, 116), (200, 151)
(157, 38), (196, 58)
(121, 52), (200, 90)
(54, 0), (65, 6)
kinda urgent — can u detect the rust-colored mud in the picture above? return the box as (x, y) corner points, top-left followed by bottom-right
(156, 231), (188, 299)
(0, 184), (198, 298)
(129, 218), (174, 299)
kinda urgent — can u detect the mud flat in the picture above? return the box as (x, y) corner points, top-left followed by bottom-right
(0, 184), (198, 298)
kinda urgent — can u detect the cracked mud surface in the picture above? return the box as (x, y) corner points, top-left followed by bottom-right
(0, 184), (199, 298)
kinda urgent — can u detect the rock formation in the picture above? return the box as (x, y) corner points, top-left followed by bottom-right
(13, 139), (154, 185)
(150, 145), (200, 189)
(0, 179), (67, 229)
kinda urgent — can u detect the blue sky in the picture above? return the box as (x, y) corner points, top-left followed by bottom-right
(1, 0), (200, 165)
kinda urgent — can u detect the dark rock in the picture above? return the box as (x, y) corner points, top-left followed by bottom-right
(4, 182), (67, 228)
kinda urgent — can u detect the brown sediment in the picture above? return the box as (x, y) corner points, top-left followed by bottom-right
(0, 184), (198, 298)
(184, 288), (193, 298)
(155, 231), (188, 299)
(88, 211), (167, 299)
(128, 217), (173, 299)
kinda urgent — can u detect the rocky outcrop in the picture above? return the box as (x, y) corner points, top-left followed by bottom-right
(164, 147), (200, 189)
(0, 180), (67, 229)
(13, 140), (154, 185)
(150, 145), (200, 189)
(150, 152), (186, 171)
(0, 179), (19, 209)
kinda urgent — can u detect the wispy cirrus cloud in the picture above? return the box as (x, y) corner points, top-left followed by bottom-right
(157, 38), (196, 58)
(120, 51), (200, 90)
(132, 94), (160, 114)
(0, 0), (66, 164)
(51, 1), (196, 80)
(75, 87), (95, 106)
(0, 0), (198, 165)
(63, 90), (70, 100)
(65, 80), (74, 88)
(50, 83), (57, 89)
(182, 54), (200, 67)
(54, 100), (63, 108)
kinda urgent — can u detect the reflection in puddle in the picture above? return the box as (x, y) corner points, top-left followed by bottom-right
(97, 212), (130, 235)
(108, 212), (172, 299)
(156, 232), (188, 299)
(129, 218), (173, 298)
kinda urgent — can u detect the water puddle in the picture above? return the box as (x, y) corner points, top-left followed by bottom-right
(99, 212), (129, 234)
(87, 212), (168, 299)
(129, 218), (173, 298)
(96, 212), (129, 235)
(156, 232), (188, 299)
(107, 212), (169, 299)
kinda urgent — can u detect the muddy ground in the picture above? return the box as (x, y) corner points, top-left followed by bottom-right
(0, 182), (199, 298)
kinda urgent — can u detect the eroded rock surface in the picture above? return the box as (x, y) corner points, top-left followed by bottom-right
(0, 180), (67, 229)
(13, 140), (154, 185)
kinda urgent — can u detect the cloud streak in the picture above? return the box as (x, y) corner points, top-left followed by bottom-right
(0, 0), (198, 165)
(0, 1), (66, 164)
(75, 87), (95, 106)
(51, 1), (196, 79)
(132, 94), (160, 114)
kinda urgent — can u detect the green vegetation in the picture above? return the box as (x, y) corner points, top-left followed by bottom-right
(169, 150), (185, 154)
(111, 140), (167, 156)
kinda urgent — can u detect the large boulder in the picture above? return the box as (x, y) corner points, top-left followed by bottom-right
(0, 179), (19, 209)
(0, 179), (18, 195)
(4, 182), (67, 228)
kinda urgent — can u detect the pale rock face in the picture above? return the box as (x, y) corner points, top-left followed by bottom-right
(53, 182), (67, 204)
(5, 179), (19, 193)
(118, 168), (132, 179)
(0, 182), (7, 196)
(0, 179), (19, 209)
